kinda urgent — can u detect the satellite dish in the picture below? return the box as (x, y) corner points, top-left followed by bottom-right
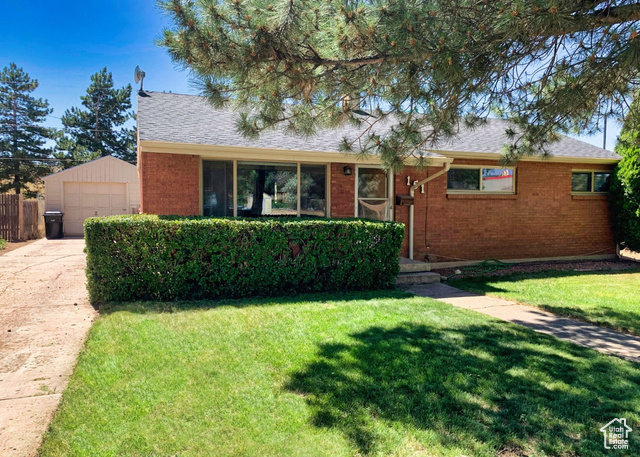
(134, 66), (146, 94)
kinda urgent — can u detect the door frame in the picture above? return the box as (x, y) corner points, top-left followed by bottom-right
(354, 165), (394, 221)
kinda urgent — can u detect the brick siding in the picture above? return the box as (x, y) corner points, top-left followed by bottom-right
(139, 151), (200, 215)
(141, 153), (616, 263)
(330, 163), (356, 218)
(394, 159), (616, 263)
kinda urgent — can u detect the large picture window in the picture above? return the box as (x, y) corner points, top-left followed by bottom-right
(237, 162), (298, 216)
(203, 160), (327, 217)
(447, 166), (515, 193)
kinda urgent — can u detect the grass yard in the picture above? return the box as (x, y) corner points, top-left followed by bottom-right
(450, 268), (640, 335)
(40, 290), (640, 457)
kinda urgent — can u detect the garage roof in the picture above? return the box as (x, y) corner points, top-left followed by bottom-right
(43, 156), (137, 182)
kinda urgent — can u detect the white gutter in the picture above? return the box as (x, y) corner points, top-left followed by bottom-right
(408, 162), (451, 260)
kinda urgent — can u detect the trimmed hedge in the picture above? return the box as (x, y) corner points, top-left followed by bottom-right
(85, 215), (405, 303)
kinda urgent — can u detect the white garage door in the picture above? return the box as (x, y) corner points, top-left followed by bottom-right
(63, 182), (128, 235)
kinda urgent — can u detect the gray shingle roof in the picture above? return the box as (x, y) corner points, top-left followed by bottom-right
(138, 91), (621, 161)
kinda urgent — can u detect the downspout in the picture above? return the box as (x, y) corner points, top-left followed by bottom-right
(408, 161), (451, 260)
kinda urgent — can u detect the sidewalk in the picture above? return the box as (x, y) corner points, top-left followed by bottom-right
(403, 282), (640, 363)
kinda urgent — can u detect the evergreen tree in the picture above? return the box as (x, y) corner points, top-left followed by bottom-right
(54, 68), (136, 167)
(0, 63), (55, 197)
(159, 0), (640, 167)
(611, 97), (640, 252)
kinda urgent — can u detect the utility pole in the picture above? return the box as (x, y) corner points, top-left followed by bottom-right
(603, 113), (608, 150)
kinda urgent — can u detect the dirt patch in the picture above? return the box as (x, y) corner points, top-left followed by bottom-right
(0, 239), (40, 256)
(432, 258), (640, 279)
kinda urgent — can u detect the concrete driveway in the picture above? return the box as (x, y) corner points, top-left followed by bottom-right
(0, 239), (95, 457)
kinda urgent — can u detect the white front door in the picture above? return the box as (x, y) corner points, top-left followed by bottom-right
(355, 167), (393, 221)
(63, 182), (128, 235)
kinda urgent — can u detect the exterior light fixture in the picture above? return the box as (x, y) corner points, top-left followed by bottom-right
(343, 166), (353, 176)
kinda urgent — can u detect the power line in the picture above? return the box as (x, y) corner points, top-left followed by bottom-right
(0, 122), (134, 133)
(0, 157), (90, 162)
(0, 157), (136, 164)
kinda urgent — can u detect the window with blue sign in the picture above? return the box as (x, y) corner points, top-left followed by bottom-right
(447, 167), (515, 193)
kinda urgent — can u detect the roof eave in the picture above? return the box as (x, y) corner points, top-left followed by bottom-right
(138, 139), (453, 166)
(437, 150), (621, 164)
(138, 139), (619, 165)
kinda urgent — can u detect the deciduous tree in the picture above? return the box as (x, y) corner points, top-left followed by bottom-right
(611, 94), (640, 251)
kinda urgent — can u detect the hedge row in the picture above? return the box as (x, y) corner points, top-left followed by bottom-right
(85, 215), (405, 303)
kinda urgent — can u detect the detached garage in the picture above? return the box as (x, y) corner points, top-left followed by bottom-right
(43, 156), (139, 236)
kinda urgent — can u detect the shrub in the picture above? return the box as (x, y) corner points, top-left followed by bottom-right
(610, 156), (640, 252)
(85, 215), (405, 303)
(611, 104), (640, 252)
(0, 238), (5, 251)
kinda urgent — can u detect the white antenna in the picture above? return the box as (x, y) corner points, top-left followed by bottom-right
(134, 66), (146, 94)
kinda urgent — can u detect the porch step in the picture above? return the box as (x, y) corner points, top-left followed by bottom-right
(399, 257), (431, 273)
(396, 271), (441, 285)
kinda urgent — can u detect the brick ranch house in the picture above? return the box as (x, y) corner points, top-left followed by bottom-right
(137, 91), (621, 267)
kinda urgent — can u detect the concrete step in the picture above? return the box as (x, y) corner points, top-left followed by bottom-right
(399, 257), (431, 273)
(396, 271), (441, 285)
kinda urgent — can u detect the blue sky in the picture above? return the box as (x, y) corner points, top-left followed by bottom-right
(0, 0), (621, 151)
(0, 1), (194, 132)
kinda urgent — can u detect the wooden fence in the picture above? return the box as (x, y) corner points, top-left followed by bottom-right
(0, 194), (42, 242)
(22, 200), (40, 240)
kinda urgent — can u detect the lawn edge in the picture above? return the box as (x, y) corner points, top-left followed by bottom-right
(449, 268), (640, 337)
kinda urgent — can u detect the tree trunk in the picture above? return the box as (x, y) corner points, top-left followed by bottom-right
(251, 169), (266, 215)
(13, 163), (21, 195)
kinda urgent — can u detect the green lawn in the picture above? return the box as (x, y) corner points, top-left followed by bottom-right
(450, 268), (640, 335)
(40, 290), (640, 457)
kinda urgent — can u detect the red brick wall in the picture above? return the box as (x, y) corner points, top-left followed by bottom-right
(394, 159), (616, 263)
(139, 153), (616, 263)
(330, 163), (356, 218)
(139, 151), (200, 216)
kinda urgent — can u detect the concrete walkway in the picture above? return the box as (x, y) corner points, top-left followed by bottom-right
(0, 239), (95, 457)
(404, 282), (640, 363)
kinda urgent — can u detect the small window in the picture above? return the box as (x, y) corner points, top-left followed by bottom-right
(571, 171), (611, 193)
(594, 172), (612, 193)
(571, 172), (592, 192)
(447, 168), (480, 191)
(482, 168), (515, 192)
(447, 167), (515, 193)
